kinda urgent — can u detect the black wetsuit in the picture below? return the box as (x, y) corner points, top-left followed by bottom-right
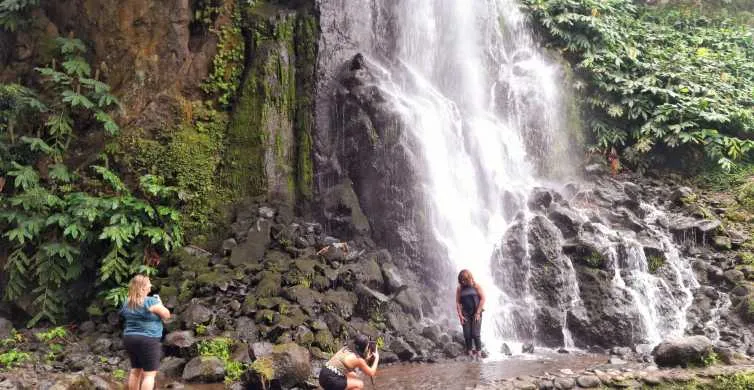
(459, 285), (482, 352)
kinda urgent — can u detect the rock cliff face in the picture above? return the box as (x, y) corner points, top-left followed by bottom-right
(224, 3), (317, 206)
(1, 0), (318, 210)
(40, 0), (216, 127)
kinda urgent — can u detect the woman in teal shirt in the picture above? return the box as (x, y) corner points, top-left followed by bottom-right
(120, 275), (171, 390)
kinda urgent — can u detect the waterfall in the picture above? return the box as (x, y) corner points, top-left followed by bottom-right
(317, 0), (700, 356)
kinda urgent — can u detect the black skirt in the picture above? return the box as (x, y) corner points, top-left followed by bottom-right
(319, 367), (347, 390)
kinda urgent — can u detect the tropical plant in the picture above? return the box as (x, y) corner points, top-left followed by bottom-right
(0, 0), (39, 31)
(0, 37), (183, 326)
(523, 0), (754, 170)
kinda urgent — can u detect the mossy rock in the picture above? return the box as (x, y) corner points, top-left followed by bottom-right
(196, 268), (234, 289)
(323, 289), (358, 319)
(292, 258), (318, 275)
(255, 271), (282, 298)
(264, 250), (292, 273)
(740, 295), (754, 323)
(314, 329), (337, 353)
(294, 326), (314, 346)
(178, 279), (196, 303)
(256, 297), (289, 310)
(713, 235), (733, 250)
(255, 309), (281, 325)
(174, 249), (211, 273)
(249, 356), (275, 383)
(159, 285), (179, 302)
(277, 305), (307, 329)
(243, 295), (257, 314)
(310, 274), (331, 291)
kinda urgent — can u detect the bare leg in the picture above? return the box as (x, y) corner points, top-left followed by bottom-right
(140, 371), (157, 390)
(346, 376), (364, 390)
(128, 369), (143, 390)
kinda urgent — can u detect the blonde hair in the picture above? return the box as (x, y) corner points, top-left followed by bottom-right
(127, 275), (151, 310)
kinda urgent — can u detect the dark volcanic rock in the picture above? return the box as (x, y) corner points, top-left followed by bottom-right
(652, 336), (715, 368)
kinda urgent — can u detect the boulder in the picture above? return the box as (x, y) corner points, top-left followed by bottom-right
(250, 342), (274, 360)
(90, 337), (113, 354)
(527, 187), (555, 211)
(339, 258), (384, 290)
(182, 303), (212, 326)
(652, 336), (715, 367)
(161, 356), (187, 378)
(323, 289), (358, 320)
(322, 181), (371, 239)
(670, 186), (695, 205)
(354, 283), (390, 316)
(233, 316), (259, 342)
(0, 318), (12, 340)
(268, 343), (312, 389)
(548, 204), (585, 239)
(182, 356), (225, 382)
(221, 238), (237, 256)
(165, 331), (197, 349)
(230, 219), (271, 268)
(390, 338), (417, 361)
(381, 261), (405, 293)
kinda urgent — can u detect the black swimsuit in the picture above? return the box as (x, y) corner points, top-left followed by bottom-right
(459, 285), (482, 352)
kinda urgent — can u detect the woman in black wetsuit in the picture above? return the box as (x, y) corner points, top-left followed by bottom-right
(455, 269), (486, 358)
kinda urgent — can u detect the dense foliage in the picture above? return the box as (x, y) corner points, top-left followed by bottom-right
(523, 0), (754, 170)
(0, 0), (38, 31)
(0, 38), (183, 326)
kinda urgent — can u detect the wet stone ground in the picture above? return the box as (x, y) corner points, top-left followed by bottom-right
(168, 352), (605, 390)
(163, 353), (754, 390)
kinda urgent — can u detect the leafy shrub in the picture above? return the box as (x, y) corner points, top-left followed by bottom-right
(197, 337), (249, 383)
(523, 0), (754, 170)
(0, 38), (183, 326)
(0, 349), (30, 368)
(0, 0), (39, 31)
(34, 326), (67, 343)
(112, 368), (127, 381)
(225, 360), (247, 383)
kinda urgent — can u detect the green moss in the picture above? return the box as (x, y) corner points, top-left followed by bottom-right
(645, 372), (754, 389)
(159, 285), (178, 302)
(585, 250), (604, 268)
(314, 329), (337, 353)
(115, 101), (229, 240)
(293, 14), (317, 203)
(223, 7), (317, 206)
(196, 269), (233, 288)
(250, 356), (275, 382)
(647, 255), (665, 273)
(741, 252), (754, 265)
(178, 279), (195, 303)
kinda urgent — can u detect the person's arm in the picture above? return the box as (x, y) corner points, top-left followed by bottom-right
(456, 286), (465, 324)
(474, 284), (485, 320)
(147, 297), (171, 321)
(349, 351), (379, 377)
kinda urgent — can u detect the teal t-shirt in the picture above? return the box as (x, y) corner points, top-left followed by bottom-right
(120, 296), (163, 338)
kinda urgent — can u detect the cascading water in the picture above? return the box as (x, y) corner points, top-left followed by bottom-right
(318, 0), (701, 356)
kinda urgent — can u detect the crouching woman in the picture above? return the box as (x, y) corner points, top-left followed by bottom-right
(120, 275), (171, 390)
(319, 334), (379, 390)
